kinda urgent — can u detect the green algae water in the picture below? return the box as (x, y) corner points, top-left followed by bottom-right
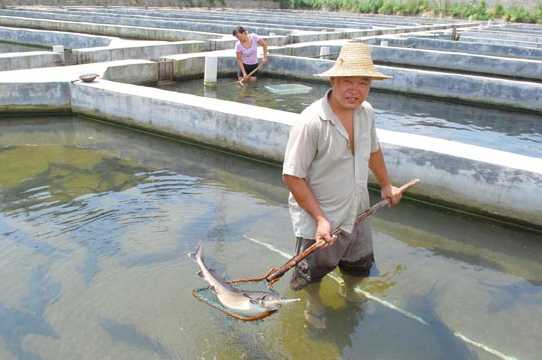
(0, 115), (541, 360)
(156, 77), (542, 158)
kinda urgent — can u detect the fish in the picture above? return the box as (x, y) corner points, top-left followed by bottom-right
(189, 244), (300, 317)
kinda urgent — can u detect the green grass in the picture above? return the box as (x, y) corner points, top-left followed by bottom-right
(278, 0), (542, 24)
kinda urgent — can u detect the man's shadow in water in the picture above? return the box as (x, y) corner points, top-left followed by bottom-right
(304, 300), (367, 351)
(305, 285), (479, 360)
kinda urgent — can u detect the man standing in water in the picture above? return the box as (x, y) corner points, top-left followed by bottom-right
(282, 41), (402, 330)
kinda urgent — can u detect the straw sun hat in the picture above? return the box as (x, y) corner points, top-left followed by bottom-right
(316, 41), (391, 80)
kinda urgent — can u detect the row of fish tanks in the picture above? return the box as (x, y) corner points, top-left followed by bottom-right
(1, 70), (542, 359)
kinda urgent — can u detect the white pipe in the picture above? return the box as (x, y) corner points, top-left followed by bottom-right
(52, 44), (64, 53)
(204, 56), (218, 88)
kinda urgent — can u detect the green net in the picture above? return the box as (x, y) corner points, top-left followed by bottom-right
(192, 282), (277, 321)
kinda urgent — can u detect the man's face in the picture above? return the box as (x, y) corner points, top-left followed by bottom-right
(330, 76), (372, 111)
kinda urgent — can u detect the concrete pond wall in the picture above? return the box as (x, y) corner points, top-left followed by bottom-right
(0, 5), (539, 231)
(0, 50), (63, 71)
(412, 32), (542, 49)
(367, 36), (542, 61)
(0, 8), (293, 36)
(0, 59), (158, 112)
(0, 55), (540, 229)
(67, 79), (542, 230)
(71, 40), (207, 64)
(167, 52), (542, 114)
(0, 0), (280, 7)
(0, 15), (223, 41)
(0, 25), (114, 48)
(0, 25), (287, 71)
(270, 42), (542, 82)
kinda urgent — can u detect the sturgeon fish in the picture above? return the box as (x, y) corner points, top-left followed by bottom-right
(190, 244), (299, 317)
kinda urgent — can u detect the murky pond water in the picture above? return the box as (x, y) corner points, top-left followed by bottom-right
(0, 115), (541, 360)
(0, 41), (48, 53)
(156, 77), (542, 158)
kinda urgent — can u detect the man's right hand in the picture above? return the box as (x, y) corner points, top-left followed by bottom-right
(315, 217), (337, 248)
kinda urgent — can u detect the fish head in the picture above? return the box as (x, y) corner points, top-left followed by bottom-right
(249, 292), (301, 311)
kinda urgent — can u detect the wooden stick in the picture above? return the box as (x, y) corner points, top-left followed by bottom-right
(352, 178), (420, 226)
(238, 63), (263, 85)
(232, 178), (420, 288)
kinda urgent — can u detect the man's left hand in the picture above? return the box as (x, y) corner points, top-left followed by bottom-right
(381, 184), (402, 207)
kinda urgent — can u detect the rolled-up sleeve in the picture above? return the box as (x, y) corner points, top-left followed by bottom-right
(282, 119), (318, 179)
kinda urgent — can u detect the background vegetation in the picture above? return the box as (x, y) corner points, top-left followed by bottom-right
(277, 0), (542, 23)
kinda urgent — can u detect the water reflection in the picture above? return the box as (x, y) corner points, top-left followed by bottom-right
(480, 280), (542, 313)
(156, 77), (542, 157)
(405, 285), (478, 359)
(0, 263), (60, 360)
(99, 319), (169, 357)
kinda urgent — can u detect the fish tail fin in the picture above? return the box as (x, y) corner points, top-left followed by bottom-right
(187, 243), (203, 262)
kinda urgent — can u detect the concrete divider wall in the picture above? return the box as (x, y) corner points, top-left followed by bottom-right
(491, 25), (542, 35)
(69, 80), (542, 228)
(0, 9), (291, 36)
(0, 60), (157, 112)
(270, 43), (542, 81)
(166, 52), (542, 112)
(61, 7), (373, 30)
(262, 55), (542, 113)
(378, 130), (542, 228)
(268, 44), (323, 58)
(0, 26), (113, 49)
(460, 29), (542, 43)
(370, 46), (542, 81)
(288, 22), (477, 43)
(168, 53), (238, 79)
(72, 41), (208, 64)
(0, 51), (63, 71)
(172, 54), (205, 79)
(102, 62), (158, 85)
(0, 82), (70, 112)
(71, 81), (294, 160)
(415, 33), (542, 49)
(0, 0), (280, 6)
(0, 16), (222, 42)
(209, 35), (289, 51)
(368, 37), (542, 61)
(378, 65), (542, 112)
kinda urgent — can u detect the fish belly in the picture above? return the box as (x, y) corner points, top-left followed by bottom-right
(216, 291), (267, 316)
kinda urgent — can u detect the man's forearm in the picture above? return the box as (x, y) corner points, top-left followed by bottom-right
(369, 149), (391, 188)
(282, 175), (326, 222)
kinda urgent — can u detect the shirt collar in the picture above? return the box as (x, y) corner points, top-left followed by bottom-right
(319, 89), (355, 141)
(318, 89), (340, 125)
